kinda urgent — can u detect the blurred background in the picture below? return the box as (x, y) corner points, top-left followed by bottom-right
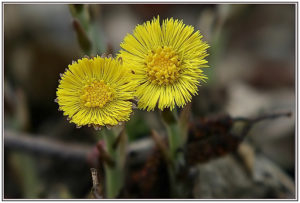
(4, 4), (295, 199)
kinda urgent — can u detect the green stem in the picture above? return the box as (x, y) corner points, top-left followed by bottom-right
(101, 129), (122, 199)
(161, 109), (186, 197)
(166, 123), (182, 161)
(161, 110), (184, 162)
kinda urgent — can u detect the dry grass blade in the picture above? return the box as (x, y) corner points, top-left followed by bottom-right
(96, 143), (115, 167)
(178, 102), (192, 143)
(90, 168), (102, 199)
(72, 19), (91, 53)
(151, 130), (172, 165)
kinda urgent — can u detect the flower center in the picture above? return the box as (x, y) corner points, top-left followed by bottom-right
(145, 46), (181, 85)
(80, 80), (113, 108)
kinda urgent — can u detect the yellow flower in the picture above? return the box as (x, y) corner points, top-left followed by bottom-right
(56, 56), (135, 129)
(118, 16), (209, 111)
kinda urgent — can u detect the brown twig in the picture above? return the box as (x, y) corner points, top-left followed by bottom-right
(4, 130), (91, 162)
(233, 111), (292, 138)
(233, 111), (292, 123)
(4, 111), (292, 167)
(90, 168), (102, 199)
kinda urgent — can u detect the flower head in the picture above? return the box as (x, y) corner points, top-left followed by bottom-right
(119, 16), (209, 111)
(56, 56), (135, 129)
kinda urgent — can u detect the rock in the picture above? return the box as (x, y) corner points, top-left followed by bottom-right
(193, 153), (294, 198)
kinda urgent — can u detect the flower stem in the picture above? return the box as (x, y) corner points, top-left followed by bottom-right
(161, 109), (184, 162)
(161, 109), (186, 197)
(101, 129), (123, 199)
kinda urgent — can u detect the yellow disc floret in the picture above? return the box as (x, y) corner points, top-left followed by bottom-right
(146, 46), (181, 85)
(80, 80), (113, 108)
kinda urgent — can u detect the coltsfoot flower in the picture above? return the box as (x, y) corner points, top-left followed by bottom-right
(119, 16), (209, 111)
(56, 56), (135, 129)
